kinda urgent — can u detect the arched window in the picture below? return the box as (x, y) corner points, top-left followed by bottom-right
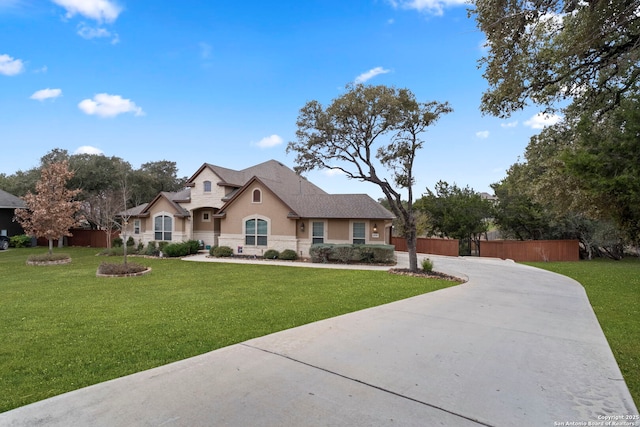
(154, 215), (172, 241)
(252, 188), (262, 203)
(203, 181), (212, 192)
(245, 218), (267, 246)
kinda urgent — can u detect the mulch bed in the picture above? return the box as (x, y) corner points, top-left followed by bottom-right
(388, 268), (465, 282)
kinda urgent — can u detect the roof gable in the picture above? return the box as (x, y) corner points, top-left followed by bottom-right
(0, 189), (26, 209)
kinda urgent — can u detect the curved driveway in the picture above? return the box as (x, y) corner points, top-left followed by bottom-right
(1, 254), (637, 426)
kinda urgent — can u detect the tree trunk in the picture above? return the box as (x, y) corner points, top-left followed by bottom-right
(406, 229), (419, 271)
(48, 238), (53, 255)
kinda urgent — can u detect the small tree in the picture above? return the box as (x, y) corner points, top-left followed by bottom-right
(287, 84), (451, 271)
(417, 181), (493, 255)
(14, 161), (82, 255)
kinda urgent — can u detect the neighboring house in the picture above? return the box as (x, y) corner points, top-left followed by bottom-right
(0, 189), (26, 238)
(121, 160), (395, 257)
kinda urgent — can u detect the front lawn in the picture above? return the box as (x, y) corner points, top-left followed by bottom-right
(0, 247), (458, 413)
(527, 258), (640, 408)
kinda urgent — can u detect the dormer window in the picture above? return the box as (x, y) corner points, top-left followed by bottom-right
(204, 181), (212, 192)
(252, 189), (262, 203)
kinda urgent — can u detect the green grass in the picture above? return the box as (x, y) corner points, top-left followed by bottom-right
(0, 247), (458, 413)
(527, 258), (640, 408)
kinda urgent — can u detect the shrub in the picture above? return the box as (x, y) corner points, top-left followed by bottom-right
(163, 242), (190, 257)
(126, 236), (135, 247)
(421, 258), (434, 272)
(97, 262), (147, 275)
(310, 244), (334, 263)
(332, 244), (355, 263)
(310, 244), (395, 264)
(211, 246), (233, 257)
(145, 241), (158, 256)
(112, 237), (123, 247)
(280, 249), (298, 260)
(158, 241), (169, 253)
(185, 240), (201, 254)
(368, 245), (395, 263)
(10, 234), (32, 248)
(263, 249), (280, 259)
(137, 241), (144, 253)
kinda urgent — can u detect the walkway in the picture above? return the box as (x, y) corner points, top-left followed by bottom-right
(1, 254), (637, 426)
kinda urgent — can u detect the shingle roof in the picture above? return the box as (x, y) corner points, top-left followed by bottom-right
(0, 189), (26, 209)
(214, 161), (395, 220)
(283, 194), (395, 219)
(207, 160), (327, 196)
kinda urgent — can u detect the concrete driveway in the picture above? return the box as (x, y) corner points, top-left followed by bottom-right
(1, 254), (637, 426)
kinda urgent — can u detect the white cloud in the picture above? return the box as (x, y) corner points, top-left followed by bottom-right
(0, 53), (24, 76)
(475, 130), (490, 139)
(500, 121), (518, 128)
(354, 67), (390, 84)
(77, 22), (118, 43)
(255, 134), (283, 149)
(30, 88), (62, 101)
(74, 145), (104, 155)
(78, 93), (145, 118)
(387, 0), (467, 16)
(323, 168), (345, 177)
(52, 0), (122, 23)
(524, 112), (562, 129)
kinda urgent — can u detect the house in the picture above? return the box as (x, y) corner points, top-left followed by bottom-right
(121, 160), (394, 257)
(0, 189), (26, 238)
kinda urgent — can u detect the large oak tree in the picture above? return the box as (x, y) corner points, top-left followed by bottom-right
(287, 84), (452, 271)
(472, 0), (640, 117)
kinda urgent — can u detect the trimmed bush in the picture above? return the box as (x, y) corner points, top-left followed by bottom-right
(163, 242), (190, 257)
(145, 241), (158, 256)
(211, 246), (233, 257)
(9, 234), (32, 248)
(112, 237), (123, 247)
(310, 243), (395, 264)
(185, 240), (201, 254)
(158, 241), (169, 253)
(280, 249), (298, 260)
(310, 244), (334, 263)
(421, 258), (434, 272)
(263, 249), (280, 259)
(126, 236), (135, 247)
(332, 244), (355, 263)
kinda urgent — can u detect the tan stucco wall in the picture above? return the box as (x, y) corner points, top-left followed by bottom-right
(193, 208), (215, 232)
(180, 168), (226, 212)
(220, 183), (295, 236)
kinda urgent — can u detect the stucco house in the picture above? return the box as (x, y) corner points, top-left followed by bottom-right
(121, 160), (394, 257)
(0, 188), (26, 239)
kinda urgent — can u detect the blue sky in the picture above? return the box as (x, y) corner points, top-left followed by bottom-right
(1, 0), (561, 198)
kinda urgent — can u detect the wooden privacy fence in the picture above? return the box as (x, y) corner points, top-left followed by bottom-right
(391, 237), (459, 257)
(37, 229), (118, 248)
(479, 240), (579, 262)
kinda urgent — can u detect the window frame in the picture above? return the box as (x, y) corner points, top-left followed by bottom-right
(252, 188), (262, 204)
(154, 214), (172, 241)
(203, 181), (212, 192)
(352, 222), (366, 245)
(312, 221), (325, 244)
(245, 217), (268, 246)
